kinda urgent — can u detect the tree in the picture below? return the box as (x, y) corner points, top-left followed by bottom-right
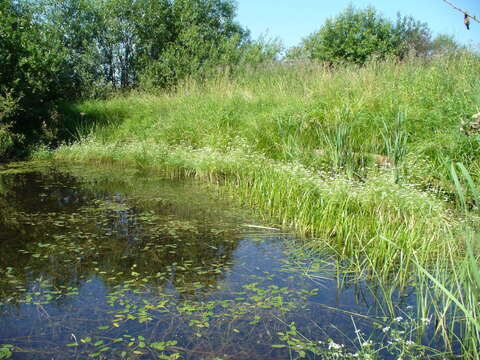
(299, 6), (397, 65)
(392, 14), (432, 57)
(41, 0), (249, 89)
(41, 0), (105, 96)
(139, 0), (249, 87)
(0, 0), (265, 157)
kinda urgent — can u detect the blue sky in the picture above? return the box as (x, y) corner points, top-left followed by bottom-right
(235, 0), (480, 49)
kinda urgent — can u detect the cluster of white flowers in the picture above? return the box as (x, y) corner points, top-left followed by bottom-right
(328, 340), (344, 350)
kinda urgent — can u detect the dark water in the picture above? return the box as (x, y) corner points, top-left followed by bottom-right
(0, 163), (448, 359)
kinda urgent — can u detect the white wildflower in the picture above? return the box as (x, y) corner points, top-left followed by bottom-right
(421, 317), (431, 325)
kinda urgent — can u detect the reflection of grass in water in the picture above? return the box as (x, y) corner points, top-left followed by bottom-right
(0, 206), (240, 301)
(47, 146), (454, 277)
(1, 260), (318, 359)
(1, 237), (450, 359)
(269, 233), (479, 359)
(0, 166), (251, 358)
(1, 260), (448, 359)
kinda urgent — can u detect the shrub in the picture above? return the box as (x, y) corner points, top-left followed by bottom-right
(292, 5), (431, 65)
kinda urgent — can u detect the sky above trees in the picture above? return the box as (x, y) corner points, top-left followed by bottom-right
(236, 0), (479, 49)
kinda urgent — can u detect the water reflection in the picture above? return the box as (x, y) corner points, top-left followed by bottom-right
(0, 164), (451, 359)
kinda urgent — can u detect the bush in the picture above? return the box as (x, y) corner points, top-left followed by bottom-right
(291, 6), (432, 65)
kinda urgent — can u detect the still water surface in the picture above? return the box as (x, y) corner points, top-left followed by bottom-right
(0, 163), (441, 359)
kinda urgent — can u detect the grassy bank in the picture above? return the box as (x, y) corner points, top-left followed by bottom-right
(36, 54), (480, 357)
(51, 53), (480, 184)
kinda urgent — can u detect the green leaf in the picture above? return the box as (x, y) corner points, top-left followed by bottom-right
(150, 342), (166, 351)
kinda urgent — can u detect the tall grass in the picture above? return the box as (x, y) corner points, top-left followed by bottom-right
(39, 53), (480, 269)
(41, 140), (452, 279)
(409, 163), (480, 358)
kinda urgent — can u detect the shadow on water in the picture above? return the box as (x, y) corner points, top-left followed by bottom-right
(0, 163), (462, 359)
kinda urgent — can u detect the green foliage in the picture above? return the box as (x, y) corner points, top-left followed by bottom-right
(138, 0), (250, 88)
(301, 6), (397, 64)
(411, 163), (480, 356)
(0, 90), (22, 156)
(40, 55), (480, 357)
(0, 89), (20, 123)
(246, 36), (283, 60)
(42, 0), (251, 90)
(392, 12), (432, 57)
(292, 5), (432, 64)
(0, 0), (68, 158)
(42, 55), (480, 267)
(0, 0), (261, 158)
(41, 0), (106, 96)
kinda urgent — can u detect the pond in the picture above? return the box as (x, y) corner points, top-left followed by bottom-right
(0, 163), (451, 359)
